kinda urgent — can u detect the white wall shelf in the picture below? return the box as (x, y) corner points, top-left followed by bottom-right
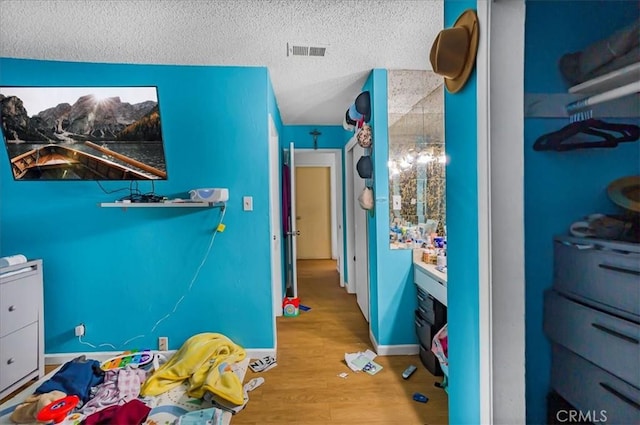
(525, 61), (640, 118)
(569, 61), (640, 94)
(524, 93), (639, 118)
(100, 201), (224, 209)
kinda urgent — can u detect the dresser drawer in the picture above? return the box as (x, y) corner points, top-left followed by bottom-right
(551, 344), (640, 425)
(416, 285), (434, 316)
(416, 287), (447, 328)
(554, 239), (640, 320)
(0, 322), (39, 391)
(544, 290), (640, 388)
(415, 310), (435, 348)
(0, 272), (41, 337)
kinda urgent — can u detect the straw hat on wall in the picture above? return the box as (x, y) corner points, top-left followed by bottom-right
(429, 9), (480, 94)
(608, 175), (640, 212)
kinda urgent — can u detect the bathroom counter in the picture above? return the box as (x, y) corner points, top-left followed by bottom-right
(413, 250), (447, 306)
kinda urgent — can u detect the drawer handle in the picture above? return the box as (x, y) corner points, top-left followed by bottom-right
(8, 305), (16, 312)
(418, 306), (428, 315)
(599, 382), (640, 411)
(417, 293), (426, 302)
(415, 319), (424, 328)
(591, 323), (639, 344)
(598, 263), (640, 276)
(7, 357), (15, 365)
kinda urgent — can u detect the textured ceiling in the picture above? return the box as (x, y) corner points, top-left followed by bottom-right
(0, 0), (443, 126)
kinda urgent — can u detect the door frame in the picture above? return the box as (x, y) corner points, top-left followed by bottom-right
(344, 133), (362, 296)
(478, 1), (526, 423)
(268, 114), (283, 323)
(293, 149), (344, 286)
(345, 137), (369, 321)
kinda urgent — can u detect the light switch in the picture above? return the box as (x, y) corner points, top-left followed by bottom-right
(392, 195), (401, 210)
(243, 196), (253, 211)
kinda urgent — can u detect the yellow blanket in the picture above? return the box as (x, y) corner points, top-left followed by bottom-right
(140, 333), (246, 405)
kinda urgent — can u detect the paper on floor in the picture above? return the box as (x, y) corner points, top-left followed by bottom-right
(344, 349), (382, 375)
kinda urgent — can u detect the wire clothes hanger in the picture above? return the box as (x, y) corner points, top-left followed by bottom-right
(533, 118), (640, 151)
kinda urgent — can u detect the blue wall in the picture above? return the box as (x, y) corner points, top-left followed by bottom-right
(368, 69), (416, 346)
(282, 125), (347, 150)
(524, 2), (640, 423)
(0, 58), (276, 353)
(443, 1), (480, 424)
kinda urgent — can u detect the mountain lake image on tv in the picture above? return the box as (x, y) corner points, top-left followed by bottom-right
(0, 86), (168, 180)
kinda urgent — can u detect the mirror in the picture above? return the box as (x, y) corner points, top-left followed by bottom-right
(387, 70), (445, 249)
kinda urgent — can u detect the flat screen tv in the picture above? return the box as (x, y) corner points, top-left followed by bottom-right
(0, 86), (168, 180)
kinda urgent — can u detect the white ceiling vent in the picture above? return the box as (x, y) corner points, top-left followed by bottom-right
(287, 43), (327, 57)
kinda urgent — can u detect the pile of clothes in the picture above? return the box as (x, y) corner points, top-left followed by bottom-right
(9, 333), (250, 425)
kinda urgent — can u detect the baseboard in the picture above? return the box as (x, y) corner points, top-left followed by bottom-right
(244, 348), (277, 359)
(45, 348), (277, 365)
(369, 329), (420, 356)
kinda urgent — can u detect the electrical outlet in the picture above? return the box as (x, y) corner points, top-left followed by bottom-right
(392, 195), (402, 210)
(75, 323), (85, 337)
(158, 336), (168, 351)
(243, 196), (253, 211)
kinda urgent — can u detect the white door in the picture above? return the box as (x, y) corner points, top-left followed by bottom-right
(288, 142), (298, 298)
(351, 143), (369, 321)
(268, 115), (283, 317)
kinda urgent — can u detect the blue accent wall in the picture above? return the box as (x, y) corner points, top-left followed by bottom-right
(444, 1), (480, 424)
(0, 58), (275, 352)
(282, 125), (347, 150)
(368, 69), (416, 346)
(524, 2), (640, 423)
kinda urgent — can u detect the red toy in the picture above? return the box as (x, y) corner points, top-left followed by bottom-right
(36, 395), (79, 424)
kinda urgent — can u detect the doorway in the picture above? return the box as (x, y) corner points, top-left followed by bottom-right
(293, 149), (344, 285)
(268, 115), (283, 320)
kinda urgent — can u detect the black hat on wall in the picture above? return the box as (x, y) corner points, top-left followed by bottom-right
(355, 91), (371, 123)
(343, 109), (357, 131)
(356, 155), (373, 179)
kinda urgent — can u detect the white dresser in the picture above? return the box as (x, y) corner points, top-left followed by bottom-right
(544, 237), (640, 424)
(0, 259), (44, 399)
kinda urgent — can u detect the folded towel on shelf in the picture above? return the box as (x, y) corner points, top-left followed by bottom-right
(559, 17), (639, 85)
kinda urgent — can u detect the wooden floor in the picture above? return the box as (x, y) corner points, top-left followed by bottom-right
(1, 260), (449, 424)
(233, 259), (449, 425)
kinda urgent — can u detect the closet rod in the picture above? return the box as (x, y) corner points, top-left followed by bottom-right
(566, 81), (640, 114)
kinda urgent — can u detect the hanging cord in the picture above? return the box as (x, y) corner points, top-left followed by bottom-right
(95, 180), (146, 198)
(75, 204), (227, 349)
(78, 335), (116, 350)
(150, 204), (227, 333)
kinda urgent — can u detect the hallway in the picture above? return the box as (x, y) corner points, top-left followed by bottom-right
(233, 259), (449, 425)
